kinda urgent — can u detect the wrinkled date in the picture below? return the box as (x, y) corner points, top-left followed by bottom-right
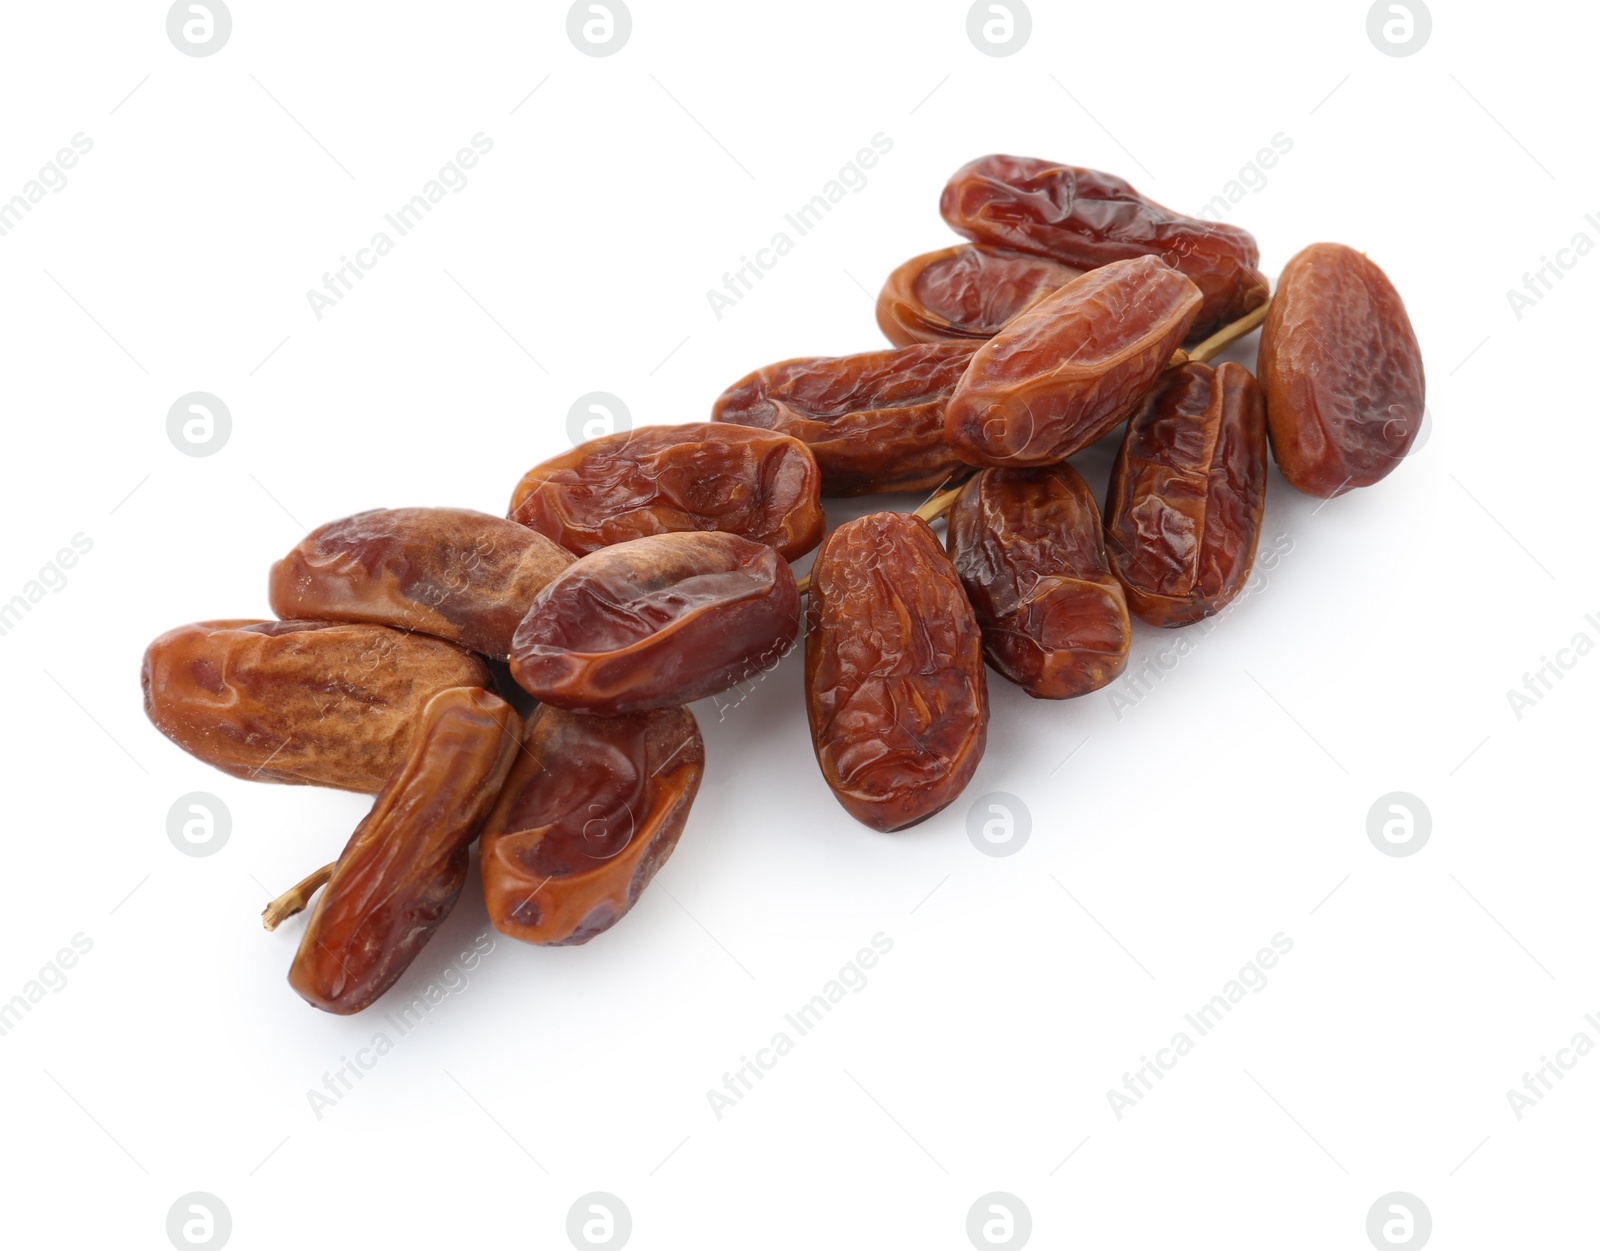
(939, 154), (1268, 334)
(508, 423), (825, 561)
(510, 532), (799, 716)
(480, 705), (703, 945)
(805, 512), (988, 832)
(268, 507), (573, 660)
(876, 243), (1085, 347)
(288, 687), (521, 1014)
(712, 343), (976, 496)
(945, 256), (1201, 466)
(1258, 243), (1425, 498)
(1105, 362), (1269, 626)
(142, 619), (493, 792)
(947, 465), (1130, 698)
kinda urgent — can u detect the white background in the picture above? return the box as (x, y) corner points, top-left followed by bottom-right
(0, 2), (1594, 1247)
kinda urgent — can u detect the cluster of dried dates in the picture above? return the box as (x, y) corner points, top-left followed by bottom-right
(142, 154), (1424, 1015)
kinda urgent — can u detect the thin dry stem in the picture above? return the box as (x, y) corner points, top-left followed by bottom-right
(262, 861), (335, 931)
(1172, 299), (1272, 368)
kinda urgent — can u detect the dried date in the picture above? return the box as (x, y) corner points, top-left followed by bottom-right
(712, 343), (976, 496)
(876, 243), (1085, 346)
(1105, 362), (1269, 626)
(508, 423), (824, 560)
(946, 465), (1130, 698)
(945, 256), (1201, 466)
(939, 154), (1268, 334)
(1257, 243), (1425, 497)
(142, 619), (493, 792)
(480, 705), (703, 945)
(511, 532), (799, 716)
(805, 512), (987, 831)
(269, 507), (573, 660)
(288, 686), (521, 1013)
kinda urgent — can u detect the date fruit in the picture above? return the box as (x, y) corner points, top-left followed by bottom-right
(876, 243), (1085, 346)
(268, 507), (573, 660)
(508, 423), (824, 561)
(946, 465), (1130, 698)
(288, 686), (521, 1014)
(939, 154), (1268, 334)
(480, 705), (703, 945)
(142, 619), (493, 792)
(805, 512), (987, 831)
(1257, 243), (1425, 498)
(712, 343), (976, 496)
(945, 256), (1201, 466)
(1105, 362), (1269, 626)
(511, 532), (799, 716)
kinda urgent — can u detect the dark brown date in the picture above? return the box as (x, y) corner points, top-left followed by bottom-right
(142, 619), (493, 792)
(510, 532), (799, 716)
(805, 512), (987, 832)
(1258, 243), (1425, 497)
(876, 243), (1085, 347)
(711, 343), (976, 496)
(268, 507), (573, 660)
(508, 423), (824, 561)
(946, 465), (1130, 698)
(945, 256), (1201, 466)
(288, 686), (521, 1014)
(1105, 363), (1269, 626)
(480, 704), (703, 945)
(939, 154), (1268, 334)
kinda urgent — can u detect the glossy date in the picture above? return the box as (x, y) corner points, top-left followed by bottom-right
(876, 243), (1085, 347)
(508, 423), (824, 561)
(288, 686), (520, 1014)
(712, 342), (976, 496)
(141, 619), (493, 793)
(939, 154), (1268, 334)
(510, 532), (799, 716)
(1105, 362), (1269, 626)
(480, 704), (703, 945)
(269, 507), (573, 660)
(805, 512), (987, 832)
(947, 465), (1130, 698)
(1257, 243), (1425, 497)
(945, 256), (1201, 466)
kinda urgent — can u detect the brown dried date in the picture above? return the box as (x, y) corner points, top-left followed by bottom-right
(288, 687), (520, 1013)
(1257, 243), (1425, 498)
(939, 154), (1268, 334)
(510, 531), (799, 716)
(805, 512), (987, 832)
(480, 704), (703, 945)
(946, 465), (1130, 698)
(876, 243), (1085, 347)
(1105, 362), (1269, 626)
(268, 507), (573, 660)
(508, 423), (824, 561)
(945, 255), (1202, 466)
(711, 342), (976, 496)
(142, 619), (493, 792)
